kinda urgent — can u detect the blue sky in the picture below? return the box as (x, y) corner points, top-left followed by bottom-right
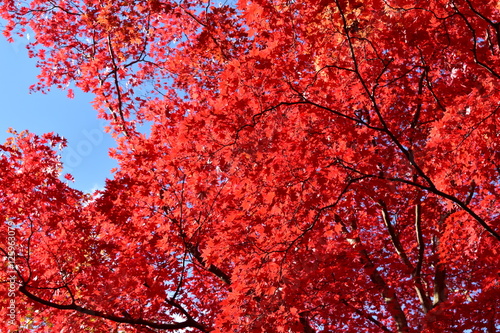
(0, 34), (117, 193)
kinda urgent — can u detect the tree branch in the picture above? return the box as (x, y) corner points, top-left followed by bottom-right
(19, 285), (208, 332)
(341, 299), (392, 332)
(379, 201), (413, 270)
(336, 214), (409, 333)
(413, 203), (432, 313)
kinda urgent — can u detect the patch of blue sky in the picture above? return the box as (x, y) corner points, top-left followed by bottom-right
(0, 26), (117, 193)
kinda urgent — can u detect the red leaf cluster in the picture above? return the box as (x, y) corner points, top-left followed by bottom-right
(1, 0), (499, 332)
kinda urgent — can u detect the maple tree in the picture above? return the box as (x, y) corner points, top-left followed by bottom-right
(1, 0), (499, 332)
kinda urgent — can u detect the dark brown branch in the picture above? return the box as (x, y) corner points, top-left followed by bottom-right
(336, 0), (438, 193)
(413, 204), (424, 279)
(180, 6), (229, 61)
(453, 3), (500, 79)
(167, 214), (232, 286)
(336, 214), (409, 333)
(341, 299), (392, 332)
(432, 263), (447, 307)
(413, 204), (432, 313)
(186, 242), (232, 285)
(453, 106), (499, 152)
(411, 67), (428, 128)
(19, 285), (208, 332)
(463, 0), (500, 47)
(380, 201), (413, 269)
(381, 201), (432, 314)
(25, 216), (36, 283)
(105, 35), (130, 137)
(299, 311), (316, 333)
(431, 187), (500, 241)
(431, 212), (452, 308)
(331, 0), (500, 242)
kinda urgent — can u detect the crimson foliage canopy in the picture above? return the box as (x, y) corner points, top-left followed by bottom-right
(1, 0), (499, 332)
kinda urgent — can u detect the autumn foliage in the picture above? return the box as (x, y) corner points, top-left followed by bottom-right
(1, 0), (499, 332)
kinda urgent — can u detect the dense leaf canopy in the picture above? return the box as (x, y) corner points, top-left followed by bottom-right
(1, 0), (499, 332)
